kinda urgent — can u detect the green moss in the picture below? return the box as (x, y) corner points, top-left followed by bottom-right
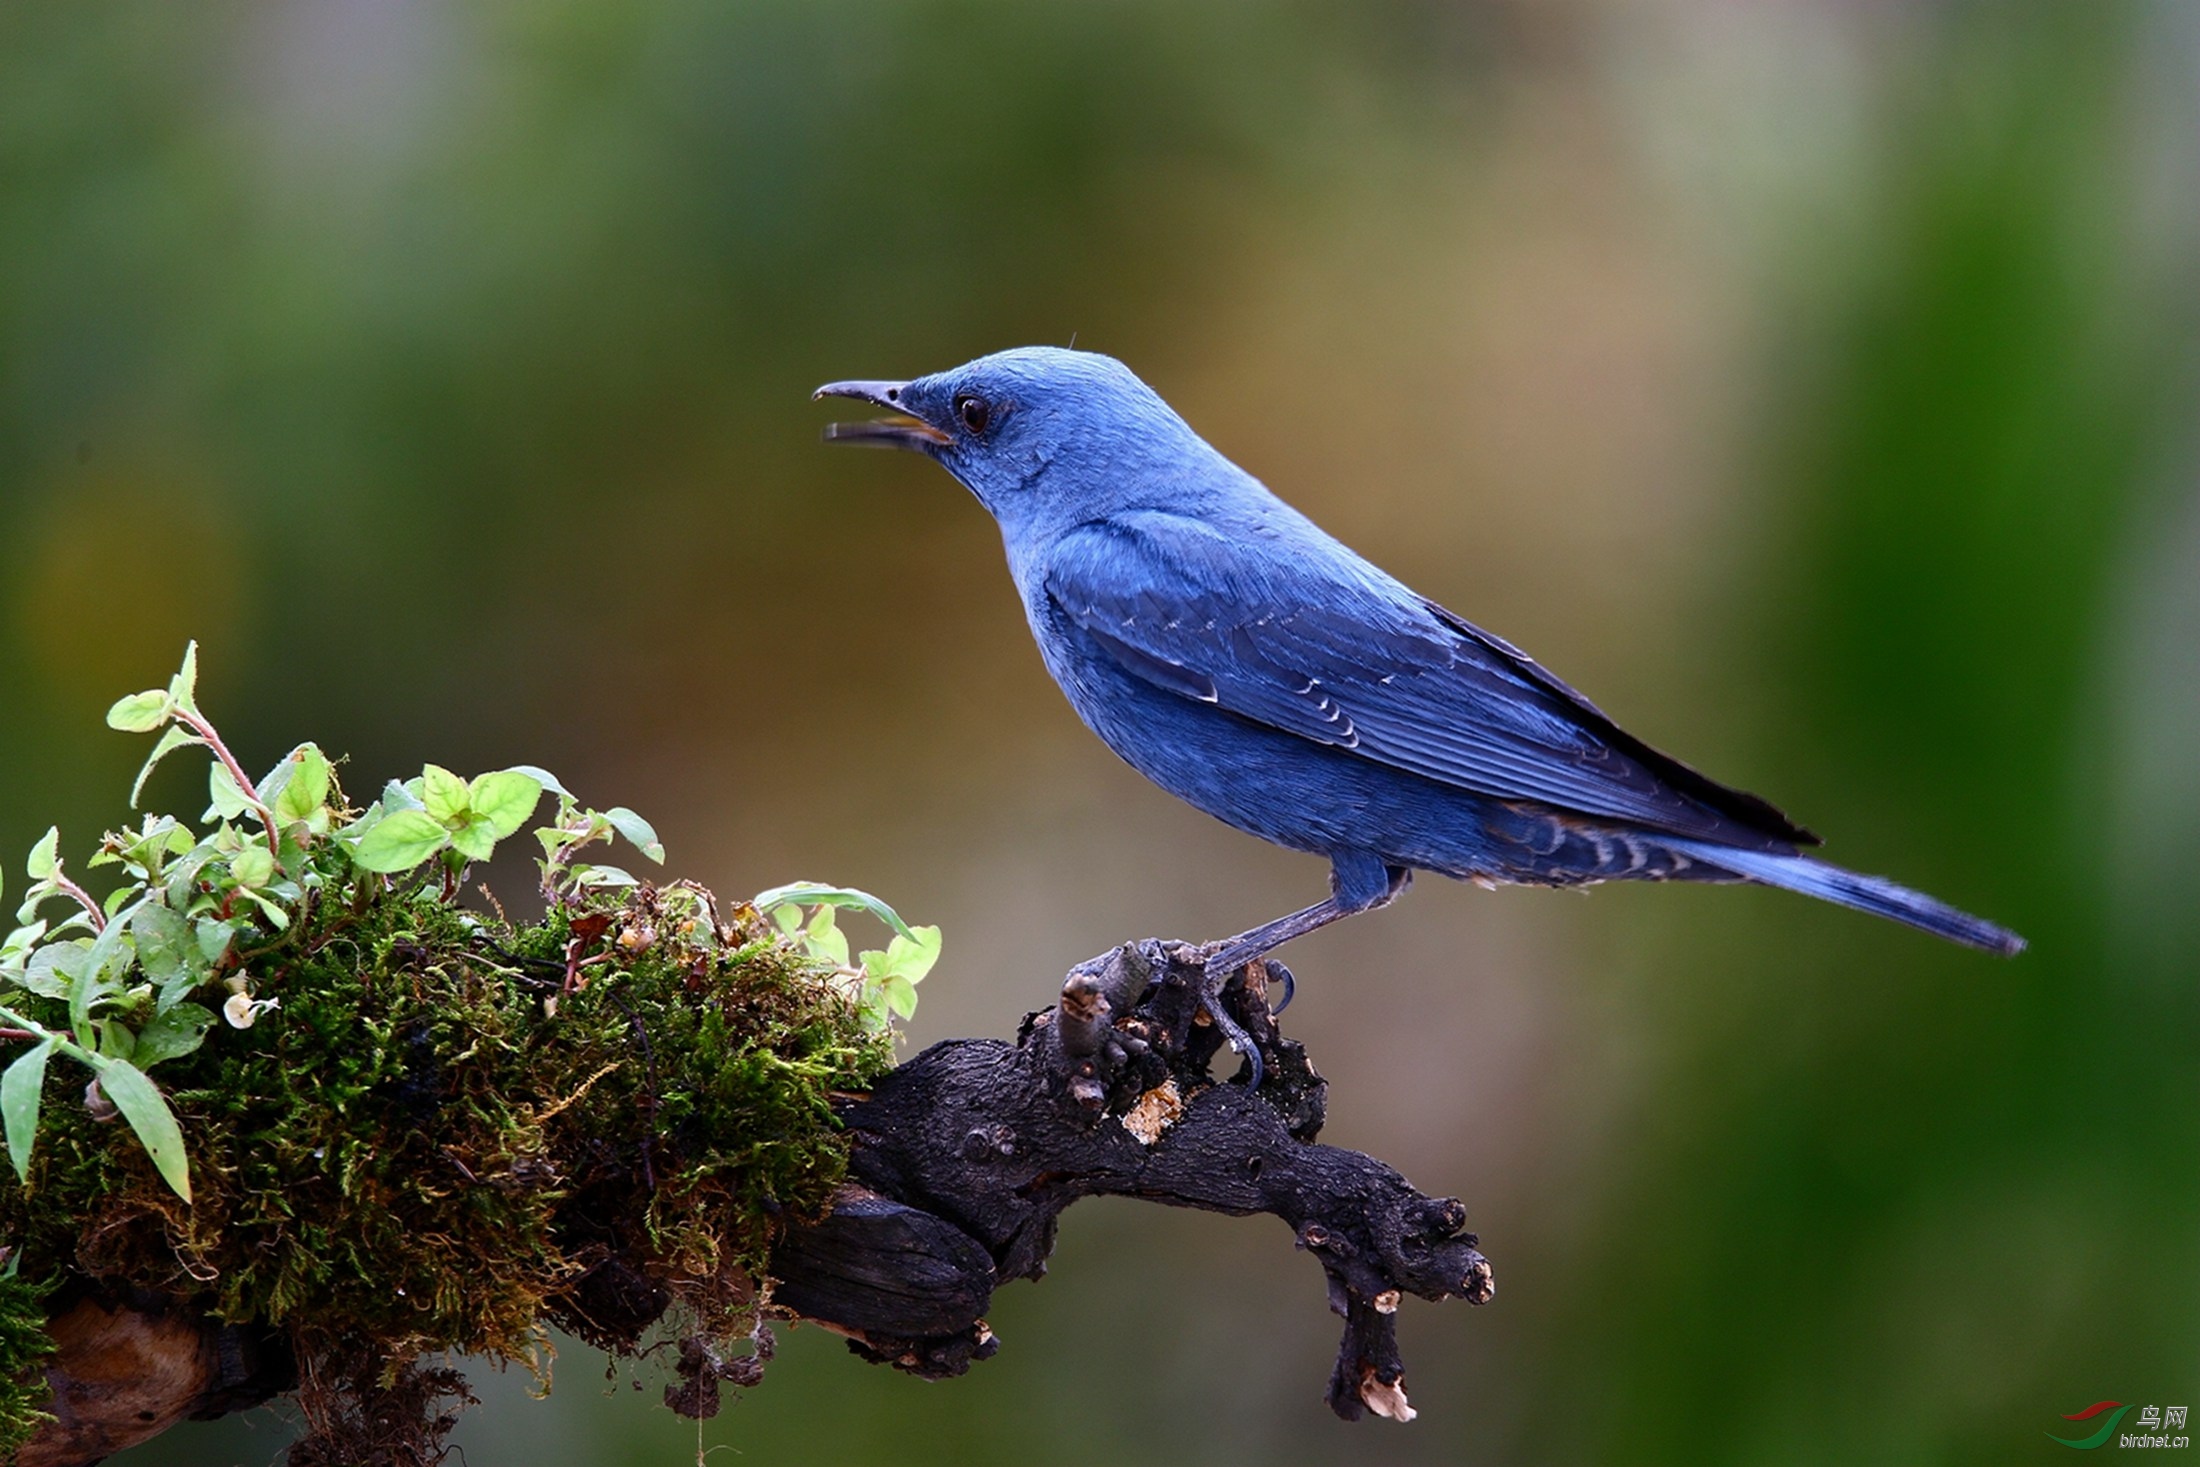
(0, 1270), (56, 1457)
(0, 878), (889, 1410)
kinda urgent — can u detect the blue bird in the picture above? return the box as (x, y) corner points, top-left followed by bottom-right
(816, 348), (2024, 1077)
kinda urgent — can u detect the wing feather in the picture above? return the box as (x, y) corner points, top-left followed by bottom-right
(1044, 513), (1814, 851)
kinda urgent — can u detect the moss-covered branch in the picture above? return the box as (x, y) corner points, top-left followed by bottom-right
(3, 877), (888, 1464)
(0, 648), (1490, 1463)
(11, 937), (1495, 1464)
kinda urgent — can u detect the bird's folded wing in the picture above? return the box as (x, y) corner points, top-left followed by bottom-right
(1044, 513), (1812, 851)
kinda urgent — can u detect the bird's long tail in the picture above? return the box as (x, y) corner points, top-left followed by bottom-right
(1664, 839), (2025, 956)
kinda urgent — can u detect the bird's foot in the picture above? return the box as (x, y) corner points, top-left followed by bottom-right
(1198, 957), (1266, 1091)
(1063, 939), (1281, 1090)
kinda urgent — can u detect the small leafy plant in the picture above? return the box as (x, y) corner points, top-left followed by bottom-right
(0, 645), (933, 1207)
(755, 883), (942, 1030)
(0, 643), (940, 1462)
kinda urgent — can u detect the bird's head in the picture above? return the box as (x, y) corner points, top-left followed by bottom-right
(814, 347), (1218, 534)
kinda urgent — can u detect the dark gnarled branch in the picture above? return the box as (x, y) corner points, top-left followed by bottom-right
(770, 942), (1494, 1422)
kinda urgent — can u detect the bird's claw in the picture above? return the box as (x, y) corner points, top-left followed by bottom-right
(1198, 959), (1266, 1091)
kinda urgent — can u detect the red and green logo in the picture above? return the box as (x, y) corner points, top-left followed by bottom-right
(2051, 1402), (2135, 1450)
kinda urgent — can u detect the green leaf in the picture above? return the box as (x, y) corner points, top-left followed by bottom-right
(750, 883), (918, 942)
(262, 745), (332, 821)
(163, 839), (219, 910)
(167, 640), (200, 715)
(155, 971), (200, 1014)
(130, 725), (198, 809)
(237, 889), (291, 931)
(420, 765), (470, 826)
(91, 1058), (191, 1203)
(804, 906), (850, 967)
(448, 817), (498, 864)
(273, 828), (310, 879)
(26, 829), (58, 882)
(207, 764), (252, 820)
(468, 771), (542, 840)
(602, 807), (665, 864)
(133, 1004), (216, 1068)
(18, 942), (84, 1001)
(882, 973), (919, 1020)
(254, 755), (291, 808)
(229, 845), (275, 890)
(349, 809), (450, 874)
(770, 903), (802, 936)
(72, 902), (142, 1039)
(1, 919), (46, 968)
(864, 925), (943, 986)
(857, 985), (891, 1031)
(332, 800), (386, 849)
(95, 1018), (134, 1062)
(503, 764), (573, 800)
(130, 903), (195, 985)
(570, 864), (638, 889)
(104, 689), (171, 733)
(1, 1039), (54, 1184)
(194, 918), (240, 966)
(39, 912), (94, 941)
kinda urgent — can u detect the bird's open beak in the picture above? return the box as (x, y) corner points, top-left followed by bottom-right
(812, 379), (950, 450)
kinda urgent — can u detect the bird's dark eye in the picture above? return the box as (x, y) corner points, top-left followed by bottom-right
(955, 394), (990, 434)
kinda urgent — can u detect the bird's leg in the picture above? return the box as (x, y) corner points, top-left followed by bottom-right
(1203, 897), (1356, 985)
(1199, 857), (1411, 1088)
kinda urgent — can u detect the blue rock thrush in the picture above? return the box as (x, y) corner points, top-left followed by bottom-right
(816, 348), (2025, 1078)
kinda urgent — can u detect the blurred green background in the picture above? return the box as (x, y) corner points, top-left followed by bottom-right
(3, 1), (2194, 1463)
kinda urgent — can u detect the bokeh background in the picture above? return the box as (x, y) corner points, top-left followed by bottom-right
(3, 1), (2196, 1462)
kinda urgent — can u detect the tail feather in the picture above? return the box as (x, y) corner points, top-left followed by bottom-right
(1665, 840), (2026, 956)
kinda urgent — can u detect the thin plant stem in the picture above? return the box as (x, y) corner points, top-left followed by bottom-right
(175, 711), (281, 857)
